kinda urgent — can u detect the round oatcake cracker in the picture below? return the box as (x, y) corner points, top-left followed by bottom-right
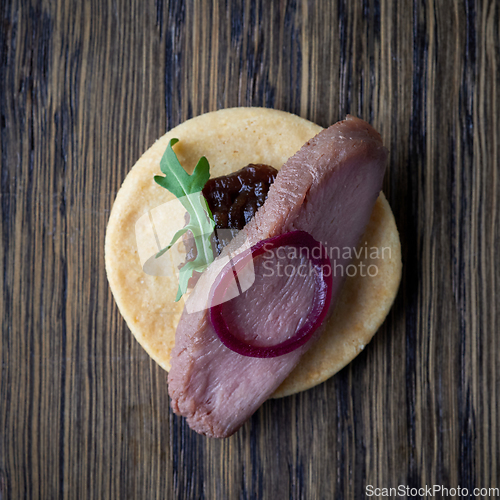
(105, 107), (402, 398)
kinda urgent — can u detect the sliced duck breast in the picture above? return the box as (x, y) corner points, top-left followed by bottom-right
(168, 116), (388, 438)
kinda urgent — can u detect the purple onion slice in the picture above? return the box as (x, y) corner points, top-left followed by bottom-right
(209, 230), (333, 358)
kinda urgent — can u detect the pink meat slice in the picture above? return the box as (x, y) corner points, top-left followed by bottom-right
(168, 116), (388, 437)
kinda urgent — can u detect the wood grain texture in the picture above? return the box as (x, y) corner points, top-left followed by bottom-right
(1, 0), (499, 498)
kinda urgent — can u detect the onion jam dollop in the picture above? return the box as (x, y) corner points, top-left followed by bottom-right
(202, 164), (278, 255)
(181, 164), (278, 287)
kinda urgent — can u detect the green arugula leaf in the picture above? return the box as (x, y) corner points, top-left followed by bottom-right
(154, 139), (216, 301)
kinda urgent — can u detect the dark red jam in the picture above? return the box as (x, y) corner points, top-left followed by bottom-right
(203, 164), (278, 254)
(183, 164), (278, 261)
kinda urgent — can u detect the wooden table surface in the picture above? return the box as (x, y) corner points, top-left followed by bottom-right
(1, 1), (499, 498)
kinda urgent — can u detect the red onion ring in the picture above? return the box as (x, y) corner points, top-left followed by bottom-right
(209, 230), (333, 358)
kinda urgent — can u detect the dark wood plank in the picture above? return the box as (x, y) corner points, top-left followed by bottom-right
(1, 0), (499, 498)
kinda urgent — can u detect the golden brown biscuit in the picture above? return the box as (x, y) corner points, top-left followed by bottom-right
(105, 108), (402, 397)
